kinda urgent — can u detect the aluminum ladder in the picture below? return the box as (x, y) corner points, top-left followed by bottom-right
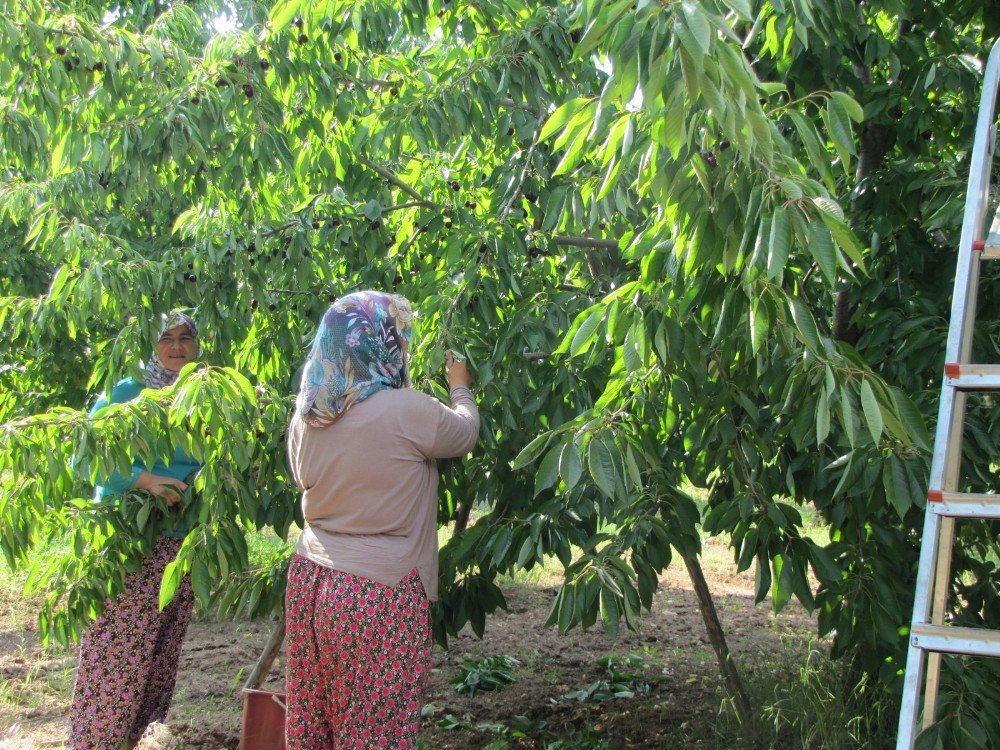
(895, 37), (1000, 749)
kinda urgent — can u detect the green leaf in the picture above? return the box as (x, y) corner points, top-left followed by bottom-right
(539, 98), (590, 143)
(587, 438), (618, 499)
(823, 97), (856, 175)
(884, 455), (911, 520)
(808, 221), (838, 285)
(822, 215), (866, 271)
(788, 296), (821, 353)
(191, 558), (211, 606)
(534, 445), (561, 496)
(772, 554), (793, 613)
(559, 441), (583, 490)
(754, 554), (771, 605)
(679, 0), (712, 57)
(767, 208), (791, 280)
(511, 433), (552, 470)
(723, 0), (753, 19)
(599, 587), (621, 639)
(816, 387), (830, 445)
(159, 558), (183, 611)
(750, 296), (771, 355)
(269, 0), (304, 33)
(829, 91), (864, 123)
(859, 379), (883, 444)
(570, 306), (605, 357)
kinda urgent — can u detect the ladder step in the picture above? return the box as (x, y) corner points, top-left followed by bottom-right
(943, 363), (1000, 390)
(927, 491), (1000, 518)
(910, 624), (1000, 658)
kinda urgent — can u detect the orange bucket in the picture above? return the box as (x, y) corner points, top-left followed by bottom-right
(238, 688), (286, 750)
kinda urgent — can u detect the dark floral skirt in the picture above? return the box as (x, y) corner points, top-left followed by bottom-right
(69, 536), (194, 749)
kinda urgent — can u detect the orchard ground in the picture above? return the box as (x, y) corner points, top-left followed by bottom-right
(0, 533), (886, 750)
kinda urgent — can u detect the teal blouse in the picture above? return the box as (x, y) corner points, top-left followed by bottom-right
(91, 377), (202, 537)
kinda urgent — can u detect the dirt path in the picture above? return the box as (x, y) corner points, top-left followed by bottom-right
(0, 539), (818, 749)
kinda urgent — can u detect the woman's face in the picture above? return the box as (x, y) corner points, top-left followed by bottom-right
(157, 324), (198, 370)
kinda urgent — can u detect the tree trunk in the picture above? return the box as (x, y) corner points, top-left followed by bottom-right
(245, 615), (286, 690)
(682, 553), (755, 728)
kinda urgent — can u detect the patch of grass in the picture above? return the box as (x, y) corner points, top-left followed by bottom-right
(0, 656), (76, 710)
(710, 640), (897, 750)
(246, 526), (296, 565)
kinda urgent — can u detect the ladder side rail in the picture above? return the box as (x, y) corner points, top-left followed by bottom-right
(896, 37), (1000, 750)
(897, 511), (943, 749)
(944, 41), (1000, 370)
(922, 516), (956, 727)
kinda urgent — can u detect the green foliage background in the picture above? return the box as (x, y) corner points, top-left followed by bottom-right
(1, 0), (999, 744)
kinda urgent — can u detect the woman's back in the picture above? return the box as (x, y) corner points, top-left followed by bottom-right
(288, 385), (478, 601)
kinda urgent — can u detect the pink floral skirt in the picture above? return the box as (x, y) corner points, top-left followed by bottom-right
(284, 555), (432, 750)
(68, 536), (194, 749)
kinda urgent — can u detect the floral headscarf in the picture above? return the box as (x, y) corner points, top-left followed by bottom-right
(142, 311), (199, 389)
(296, 291), (414, 427)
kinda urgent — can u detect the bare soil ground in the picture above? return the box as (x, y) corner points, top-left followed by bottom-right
(0, 538), (817, 749)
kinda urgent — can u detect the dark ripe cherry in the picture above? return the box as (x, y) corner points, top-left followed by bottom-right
(55, 45), (67, 56)
(243, 84), (254, 99)
(298, 33), (309, 44)
(260, 59), (270, 71)
(334, 52), (342, 62)
(312, 220), (320, 229)
(370, 220), (382, 230)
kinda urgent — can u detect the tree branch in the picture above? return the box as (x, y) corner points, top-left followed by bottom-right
(553, 235), (619, 250)
(500, 113), (546, 223)
(357, 156), (438, 208)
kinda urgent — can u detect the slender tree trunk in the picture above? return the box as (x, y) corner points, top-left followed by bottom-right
(245, 615), (286, 690)
(454, 502), (472, 532)
(682, 553), (755, 728)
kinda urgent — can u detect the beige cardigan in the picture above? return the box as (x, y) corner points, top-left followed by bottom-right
(287, 385), (479, 601)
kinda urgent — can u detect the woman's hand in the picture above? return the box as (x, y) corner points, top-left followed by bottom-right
(135, 471), (187, 507)
(445, 350), (473, 388)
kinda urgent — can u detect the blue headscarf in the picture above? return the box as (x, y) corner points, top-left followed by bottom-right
(296, 291), (414, 427)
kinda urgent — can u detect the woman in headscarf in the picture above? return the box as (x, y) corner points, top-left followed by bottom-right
(69, 312), (203, 750)
(285, 290), (479, 749)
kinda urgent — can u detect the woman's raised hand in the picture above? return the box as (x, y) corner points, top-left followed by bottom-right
(445, 350), (472, 388)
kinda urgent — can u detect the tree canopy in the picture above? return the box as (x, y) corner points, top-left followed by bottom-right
(2, 0), (999, 744)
